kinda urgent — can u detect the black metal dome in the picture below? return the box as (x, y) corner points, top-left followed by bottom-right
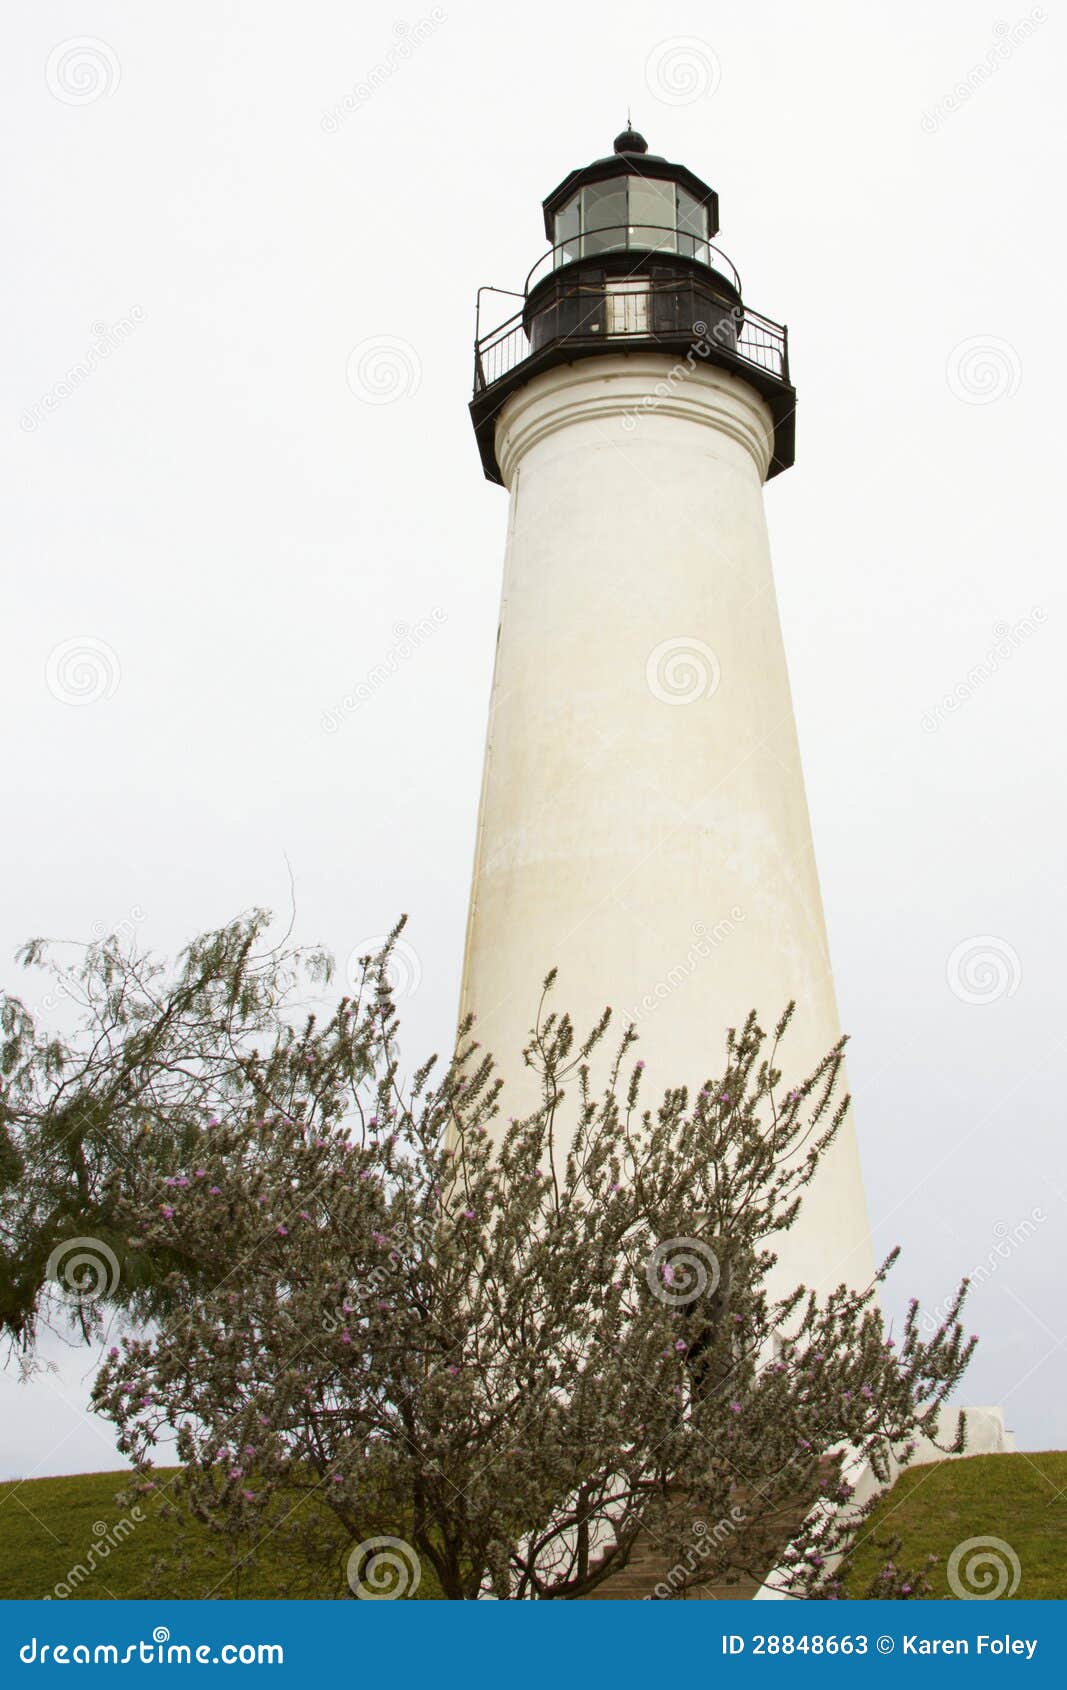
(612, 126), (648, 155)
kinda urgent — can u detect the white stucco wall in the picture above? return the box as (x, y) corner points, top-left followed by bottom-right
(460, 351), (874, 1301)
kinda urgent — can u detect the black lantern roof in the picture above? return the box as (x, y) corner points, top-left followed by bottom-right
(541, 127), (720, 240)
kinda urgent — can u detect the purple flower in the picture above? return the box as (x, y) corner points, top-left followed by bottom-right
(860, 1384), (874, 1400)
(674, 1339), (687, 1352)
(108, 1346), (120, 1359)
(331, 1474), (343, 1485)
(160, 1205), (175, 1219)
(729, 1401), (741, 1414)
(276, 1225), (289, 1236)
(229, 1466), (243, 1480)
(371, 1231), (389, 1247)
(241, 1489), (256, 1502)
(340, 1331), (352, 1345)
(463, 1208), (475, 1220)
(446, 1365), (459, 1376)
(194, 1169), (207, 1178)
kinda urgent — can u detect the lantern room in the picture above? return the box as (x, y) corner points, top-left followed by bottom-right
(543, 127), (720, 264)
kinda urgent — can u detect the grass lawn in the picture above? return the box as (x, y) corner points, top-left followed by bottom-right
(0, 1468), (439, 1600)
(4, 1453), (1064, 1600)
(848, 1452), (1067, 1599)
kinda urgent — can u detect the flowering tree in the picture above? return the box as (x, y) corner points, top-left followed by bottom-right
(2, 915), (973, 1598)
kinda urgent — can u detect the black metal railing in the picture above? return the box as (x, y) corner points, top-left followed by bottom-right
(474, 277), (789, 396)
(525, 227), (743, 296)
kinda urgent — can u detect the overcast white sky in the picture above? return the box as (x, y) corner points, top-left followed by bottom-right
(2, 0), (1065, 1479)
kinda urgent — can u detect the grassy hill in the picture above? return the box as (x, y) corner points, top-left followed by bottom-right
(2, 1454), (1064, 1600)
(0, 1467), (439, 1600)
(847, 1452), (1067, 1599)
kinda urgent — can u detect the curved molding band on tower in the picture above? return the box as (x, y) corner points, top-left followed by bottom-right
(495, 354), (776, 489)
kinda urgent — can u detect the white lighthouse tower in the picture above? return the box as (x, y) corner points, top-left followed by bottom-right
(461, 130), (874, 1298)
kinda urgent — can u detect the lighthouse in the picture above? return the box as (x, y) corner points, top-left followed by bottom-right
(460, 130), (874, 1298)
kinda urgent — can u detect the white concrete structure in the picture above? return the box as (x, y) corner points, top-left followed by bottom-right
(462, 134), (875, 1300)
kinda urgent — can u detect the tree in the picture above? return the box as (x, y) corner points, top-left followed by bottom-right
(2, 916), (974, 1598)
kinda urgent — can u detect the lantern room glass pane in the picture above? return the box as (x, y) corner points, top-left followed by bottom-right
(554, 197), (580, 264)
(677, 186), (708, 259)
(581, 178), (627, 254)
(628, 179), (676, 252)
